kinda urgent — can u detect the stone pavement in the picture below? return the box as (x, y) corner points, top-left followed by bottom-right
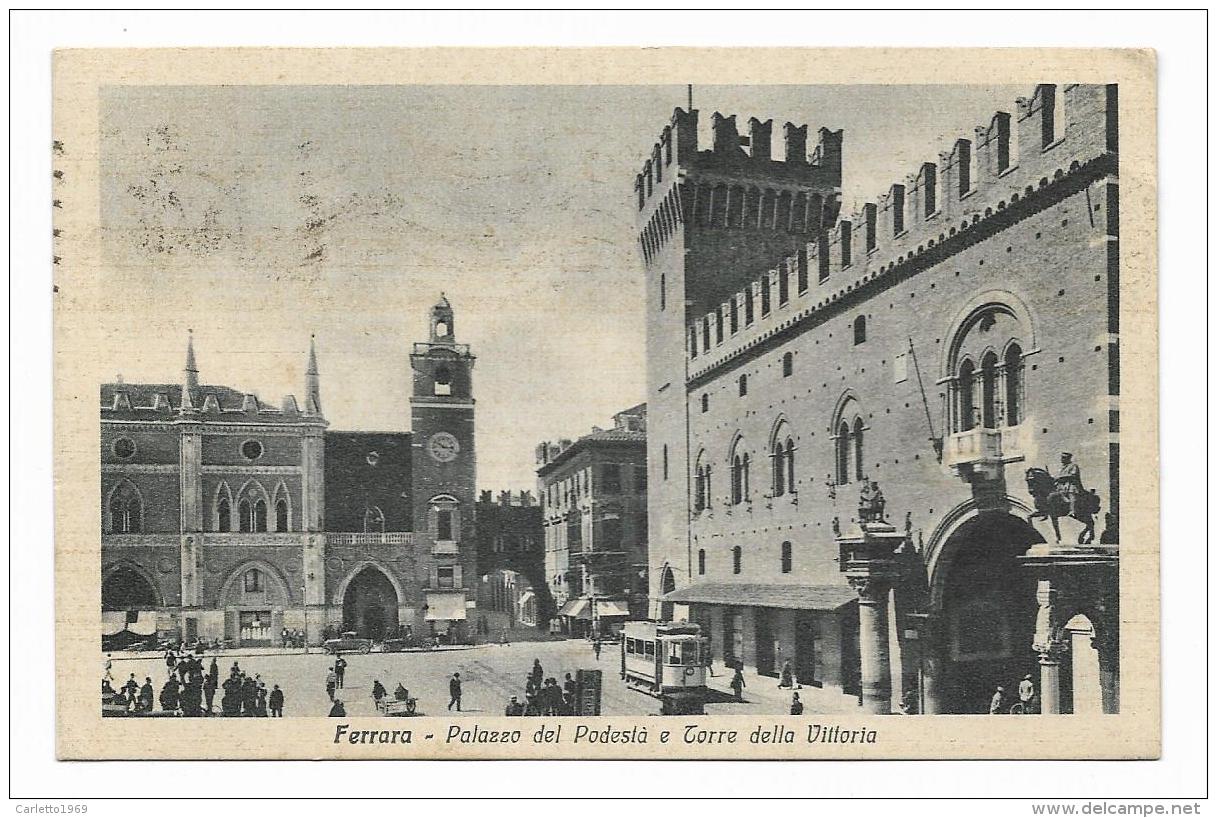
(103, 638), (839, 717)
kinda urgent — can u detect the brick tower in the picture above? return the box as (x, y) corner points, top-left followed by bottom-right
(636, 107), (844, 615)
(410, 294), (478, 638)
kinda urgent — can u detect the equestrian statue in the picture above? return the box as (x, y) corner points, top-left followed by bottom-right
(1026, 452), (1101, 544)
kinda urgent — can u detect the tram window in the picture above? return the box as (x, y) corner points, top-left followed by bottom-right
(682, 642), (698, 665)
(644, 641), (655, 657)
(625, 639), (635, 654)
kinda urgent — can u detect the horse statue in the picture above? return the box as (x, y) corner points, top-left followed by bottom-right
(1025, 467), (1100, 544)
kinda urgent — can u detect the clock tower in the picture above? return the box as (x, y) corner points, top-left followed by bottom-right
(410, 294), (478, 638)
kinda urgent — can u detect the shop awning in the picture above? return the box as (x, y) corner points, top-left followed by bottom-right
(557, 598), (590, 619)
(593, 599), (631, 618)
(424, 592), (468, 621)
(662, 582), (857, 611)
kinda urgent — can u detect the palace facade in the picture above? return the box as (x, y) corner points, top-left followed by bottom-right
(100, 296), (479, 647)
(637, 85), (1120, 714)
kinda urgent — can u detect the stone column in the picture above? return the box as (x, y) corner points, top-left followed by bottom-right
(1096, 628), (1120, 715)
(1033, 579), (1063, 715)
(178, 422), (203, 610)
(1039, 648), (1063, 715)
(850, 577), (892, 714)
(922, 649), (946, 715)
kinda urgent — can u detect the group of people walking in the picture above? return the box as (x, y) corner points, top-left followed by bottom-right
(101, 650), (284, 717)
(989, 674), (1040, 714)
(504, 659), (579, 716)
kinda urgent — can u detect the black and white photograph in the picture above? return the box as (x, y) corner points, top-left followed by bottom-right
(27, 23), (1184, 792)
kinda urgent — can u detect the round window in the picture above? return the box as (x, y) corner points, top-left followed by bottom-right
(112, 437), (136, 459)
(241, 439), (264, 461)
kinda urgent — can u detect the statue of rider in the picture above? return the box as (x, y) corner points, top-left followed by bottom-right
(1055, 452), (1084, 517)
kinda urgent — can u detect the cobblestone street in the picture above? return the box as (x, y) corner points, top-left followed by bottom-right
(106, 638), (824, 718)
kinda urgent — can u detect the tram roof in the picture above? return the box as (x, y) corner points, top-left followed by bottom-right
(661, 582), (858, 611)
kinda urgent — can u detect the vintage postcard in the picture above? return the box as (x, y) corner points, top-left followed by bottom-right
(53, 47), (1159, 760)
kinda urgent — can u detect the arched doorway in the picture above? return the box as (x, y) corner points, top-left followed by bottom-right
(1063, 614), (1103, 714)
(931, 511), (1042, 714)
(342, 565), (399, 640)
(102, 565), (160, 610)
(658, 565), (676, 621)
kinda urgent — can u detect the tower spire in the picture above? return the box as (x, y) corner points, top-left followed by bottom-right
(306, 334), (321, 415)
(180, 329), (198, 412)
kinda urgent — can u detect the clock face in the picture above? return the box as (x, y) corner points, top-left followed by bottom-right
(427, 432), (460, 463)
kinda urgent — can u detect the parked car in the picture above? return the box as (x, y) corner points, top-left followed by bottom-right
(323, 631), (372, 654)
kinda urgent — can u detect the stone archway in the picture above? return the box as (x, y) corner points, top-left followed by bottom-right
(925, 510), (1043, 714)
(102, 564), (162, 610)
(340, 565), (400, 640)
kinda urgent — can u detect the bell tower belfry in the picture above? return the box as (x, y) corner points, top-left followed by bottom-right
(409, 294), (478, 637)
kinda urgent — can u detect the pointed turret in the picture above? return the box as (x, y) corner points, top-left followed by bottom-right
(305, 334), (322, 415)
(180, 330), (198, 413)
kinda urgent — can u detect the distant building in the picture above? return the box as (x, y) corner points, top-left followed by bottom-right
(474, 489), (548, 630)
(537, 404), (648, 637)
(100, 295), (481, 648)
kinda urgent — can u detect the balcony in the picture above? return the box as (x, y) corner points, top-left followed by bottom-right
(326, 532), (414, 546)
(944, 426), (1024, 481)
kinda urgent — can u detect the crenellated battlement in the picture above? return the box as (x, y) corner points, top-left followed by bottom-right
(684, 84), (1119, 382)
(635, 107), (845, 295)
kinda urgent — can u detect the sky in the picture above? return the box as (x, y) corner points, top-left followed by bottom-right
(97, 83), (1024, 490)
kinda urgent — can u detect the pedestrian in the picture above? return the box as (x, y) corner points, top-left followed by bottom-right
(448, 673), (462, 712)
(103, 653), (114, 683)
(181, 679), (203, 717)
(505, 696), (525, 716)
(563, 672), (576, 701)
(593, 639), (602, 661)
(530, 659), (544, 690)
(165, 648), (177, 676)
(138, 677), (154, 712)
(203, 671), (217, 714)
(730, 666), (746, 702)
(779, 659), (794, 689)
(499, 627), (510, 647)
(328, 698), (346, 717)
(372, 680), (387, 712)
(242, 676), (258, 716)
(334, 656), (347, 689)
(123, 674), (139, 710)
(255, 683), (269, 717)
(325, 667), (337, 701)
(705, 645), (717, 677)
(989, 686), (1007, 715)
(790, 692), (804, 716)
(159, 677), (180, 714)
(269, 684), (284, 717)
(1018, 674), (1036, 713)
(524, 693), (541, 716)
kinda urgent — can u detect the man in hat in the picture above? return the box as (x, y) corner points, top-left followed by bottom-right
(989, 686), (1007, 715)
(1055, 452), (1084, 516)
(1018, 674), (1037, 713)
(448, 672), (462, 712)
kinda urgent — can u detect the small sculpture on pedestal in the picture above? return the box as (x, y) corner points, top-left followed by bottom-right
(858, 481), (886, 524)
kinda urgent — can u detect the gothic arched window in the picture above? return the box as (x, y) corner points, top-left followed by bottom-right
(836, 420), (852, 485)
(1005, 343), (1024, 425)
(852, 417), (866, 482)
(957, 359), (976, 432)
(981, 351), (1000, 429)
(832, 396), (865, 486)
(238, 499), (252, 533)
(853, 315), (867, 345)
(253, 499), (268, 533)
(107, 481), (143, 533)
(772, 439), (786, 497)
(217, 498), (232, 532)
(732, 546), (742, 575)
(697, 549), (706, 576)
(781, 541), (793, 574)
(275, 499), (289, 533)
(785, 436), (796, 491)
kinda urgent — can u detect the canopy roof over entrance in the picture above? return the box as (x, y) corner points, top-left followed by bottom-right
(662, 582), (857, 611)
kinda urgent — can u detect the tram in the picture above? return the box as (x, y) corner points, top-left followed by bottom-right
(620, 620), (710, 696)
